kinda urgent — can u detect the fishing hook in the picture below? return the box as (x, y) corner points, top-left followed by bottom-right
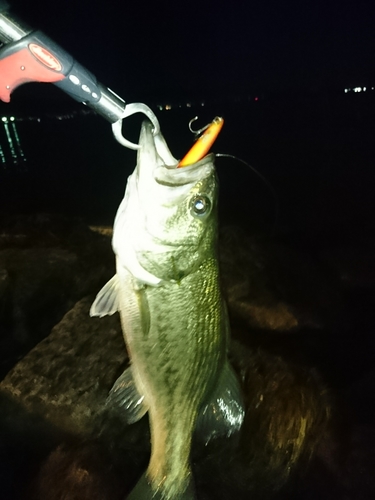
(112, 103), (160, 150)
(179, 116), (224, 167)
(188, 116), (212, 136)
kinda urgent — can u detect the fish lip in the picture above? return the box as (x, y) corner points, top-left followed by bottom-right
(137, 120), (215, 187)
(154, 153), (215, 187)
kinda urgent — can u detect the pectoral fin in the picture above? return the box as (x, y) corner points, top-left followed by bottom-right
(90, 275), (119, 317)
(106, 366), (149, 424)
(196, 361), (245, 444)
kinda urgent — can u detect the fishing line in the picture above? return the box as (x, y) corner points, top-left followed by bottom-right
(181, 116), (279, 234)
(215, 153), (279, 235)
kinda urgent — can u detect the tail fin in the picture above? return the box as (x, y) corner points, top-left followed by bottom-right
(126, 472), (196, 499)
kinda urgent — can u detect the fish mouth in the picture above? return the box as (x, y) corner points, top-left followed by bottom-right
(113, 121), (217, 285)
(138, 121), (215, 188)
(155, 155), (215, 187)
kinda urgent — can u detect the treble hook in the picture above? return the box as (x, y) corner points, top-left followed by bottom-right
(112, 103), (160, 150)
(188, 116), (212, 136)
(179, 116), (224, 167)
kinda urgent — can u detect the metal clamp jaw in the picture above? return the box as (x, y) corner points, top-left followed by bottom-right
(112, 103), (160, 150)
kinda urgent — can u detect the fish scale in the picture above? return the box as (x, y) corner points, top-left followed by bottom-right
(90, 121), (244, 499)
(118, 262), (225, 497)
(136, 263), (224, 496)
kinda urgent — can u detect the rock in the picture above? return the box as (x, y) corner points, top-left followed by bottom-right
(0, 267), (9, 324)
(219, 226), (342, 332)
(320, 245), (375, 289)
(0, 216), (359, 499)
(297, 424), (375, 500)
(0, 247), (79, 344)
(0, 213), (114, 351)
(0, 296), (331, 499)
(0, 216), (344, 356)
(346, 368), (375, 424)
(340, 425), (375, 499)
(27, 441), (129, 500)
(0, 297), (126, 436)
(0, 292), (330, 500)
(307, 218), (375, 291)
(0, 295), (129, 500)
(194, 341), (331, 500)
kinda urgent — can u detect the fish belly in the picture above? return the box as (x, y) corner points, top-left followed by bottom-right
(118, 259), (226, 497)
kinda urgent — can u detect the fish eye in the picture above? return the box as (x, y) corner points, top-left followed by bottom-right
(190, 194), (211, 217)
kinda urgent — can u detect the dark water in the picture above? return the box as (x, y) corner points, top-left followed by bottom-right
(1, 90), (374, 237)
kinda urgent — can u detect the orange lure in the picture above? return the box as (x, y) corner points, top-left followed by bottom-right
(178, 116), (224, 168)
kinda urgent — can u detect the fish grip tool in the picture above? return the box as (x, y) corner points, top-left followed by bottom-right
(0, 0), (159, 149)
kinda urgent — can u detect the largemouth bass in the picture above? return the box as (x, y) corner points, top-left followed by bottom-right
(90, 121), (244, 499)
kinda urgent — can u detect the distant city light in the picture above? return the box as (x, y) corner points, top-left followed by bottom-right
(254, 96), (259, 101)
(0, 144), (5, 164)
(11, 121), (26, 162)
(1, 117), (27, 165)
(165, 104), (172, 110)
(3, 120), (17, 161)
(344, 86), (374, 93)
(186, 103), (191, 108)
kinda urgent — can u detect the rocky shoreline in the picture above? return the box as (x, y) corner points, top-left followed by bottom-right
(0, 213), (374, 499)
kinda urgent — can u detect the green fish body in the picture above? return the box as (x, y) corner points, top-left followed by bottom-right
(91, 121), (244, 499)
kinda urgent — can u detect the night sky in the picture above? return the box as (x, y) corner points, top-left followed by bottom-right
(6, 0), (375, 102)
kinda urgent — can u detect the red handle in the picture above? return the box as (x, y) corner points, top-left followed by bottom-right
(0, 46), (65, 102)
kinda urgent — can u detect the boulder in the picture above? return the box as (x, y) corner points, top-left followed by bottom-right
(1, 214), (364, 499)
(0, 267), (10, 323)
(0, 213), (115, 352)
(219, 226), (342, 333)
(0, 297), (126, 436)
(0, 297), (330, 499)
(0, 296), (129, 499)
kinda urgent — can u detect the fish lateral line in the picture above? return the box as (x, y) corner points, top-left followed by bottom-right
(178, 116), (224, 168)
